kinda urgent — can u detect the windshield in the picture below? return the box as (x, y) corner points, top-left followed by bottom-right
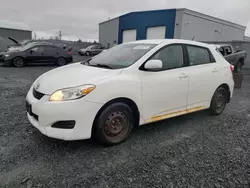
(87, 43), (156, 69)
(21, 43), (37, 50)
(20, 40), (30, 45)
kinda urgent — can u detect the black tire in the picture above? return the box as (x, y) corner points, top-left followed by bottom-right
(95, 103), (134, 145)
(86, 51), (91, 56)
(12, 57), (25, 67)
(209, 87), (227, 115)
(57, 57), (67, 66)
(235, 62), (243, 73)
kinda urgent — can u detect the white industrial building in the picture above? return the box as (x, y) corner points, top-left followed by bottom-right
(99, 8), (246, 48)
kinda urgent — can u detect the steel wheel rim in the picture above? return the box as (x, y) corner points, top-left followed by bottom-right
(103, 111), (129, 138)
(14, 58), (24, 67)
(215, 92), (225, 112)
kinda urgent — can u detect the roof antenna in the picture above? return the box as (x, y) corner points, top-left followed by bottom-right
(192, 36), (195, 40)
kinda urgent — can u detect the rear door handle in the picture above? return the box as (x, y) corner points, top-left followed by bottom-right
(212, 68), (219, 73)
(179, 73), (188, 78)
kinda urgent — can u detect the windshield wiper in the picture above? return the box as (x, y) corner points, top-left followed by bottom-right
(94, 64), (113, 69)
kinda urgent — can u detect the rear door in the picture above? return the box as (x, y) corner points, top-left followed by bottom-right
(184, 45), (220, 110)
(44, 46), (59, 62)
(91, 46), (101, 55)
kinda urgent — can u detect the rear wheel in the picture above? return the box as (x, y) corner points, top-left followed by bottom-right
(95, 103), (134, 145)
(209, 87), (227, 115)
(57, 57), (67, 66)
(12, 57), (25, 67)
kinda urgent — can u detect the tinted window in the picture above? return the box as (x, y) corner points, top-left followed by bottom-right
(187, 46), (211, 66)
(31, 46), (45, 53)
(224, 46), (232, 55)
(151, 45), (184, 70)
(45, 46), (57, 53)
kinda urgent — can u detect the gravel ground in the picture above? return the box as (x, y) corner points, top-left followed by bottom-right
(0, 62), (250, 188)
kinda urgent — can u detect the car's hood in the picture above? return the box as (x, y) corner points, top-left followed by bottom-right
(34, 63), (122, 94)
(8, 37), (21, 45)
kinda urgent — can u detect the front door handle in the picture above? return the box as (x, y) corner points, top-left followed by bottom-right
(212, 68), (219, 73)
(179, 73), (188, 78)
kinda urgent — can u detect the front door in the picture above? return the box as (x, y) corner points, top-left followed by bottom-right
(26, 46), (46, 63)
(140, 44), (189, 122)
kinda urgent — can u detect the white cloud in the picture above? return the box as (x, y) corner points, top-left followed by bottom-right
(0, 0), (249, 39)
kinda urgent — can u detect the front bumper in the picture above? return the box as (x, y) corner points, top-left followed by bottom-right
(26, 87), (103, 140)
(0, 57), (12, 66)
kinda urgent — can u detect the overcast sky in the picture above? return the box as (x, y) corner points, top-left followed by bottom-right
(0, 0), (249, 41)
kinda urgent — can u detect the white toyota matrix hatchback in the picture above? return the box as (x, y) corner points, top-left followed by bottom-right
(26, 39), (234, 145)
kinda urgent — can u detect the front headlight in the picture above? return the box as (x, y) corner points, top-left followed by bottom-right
(49, 84), (96, 101)
(4, 54), (10, 58)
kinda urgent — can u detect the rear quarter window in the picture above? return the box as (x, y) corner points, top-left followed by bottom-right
(186, 45), (215, 66)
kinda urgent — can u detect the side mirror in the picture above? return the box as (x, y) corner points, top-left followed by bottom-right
(144, 59), (163, 70)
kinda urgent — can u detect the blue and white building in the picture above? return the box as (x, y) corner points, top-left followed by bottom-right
(99, 8), (246, 48)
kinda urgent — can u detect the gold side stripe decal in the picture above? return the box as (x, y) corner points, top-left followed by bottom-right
(147, 106), (205, 123)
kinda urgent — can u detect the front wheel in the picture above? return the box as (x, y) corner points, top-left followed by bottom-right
(95, 103), (134, 145)
(209, 87), (227, 115)
(12, 57), (25, 67)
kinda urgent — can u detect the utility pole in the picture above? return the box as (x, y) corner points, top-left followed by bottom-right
(34, 32), (37, 40)
(58, 30), (62, 40)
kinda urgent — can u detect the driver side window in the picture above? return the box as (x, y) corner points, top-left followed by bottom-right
(31, 46), (45, 53)
(150, 45), (184, 70)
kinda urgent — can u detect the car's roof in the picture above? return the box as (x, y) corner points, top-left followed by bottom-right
(128, 39), (212, 48)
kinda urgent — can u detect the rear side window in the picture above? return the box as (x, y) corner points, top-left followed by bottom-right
(186, 46), (213, 66)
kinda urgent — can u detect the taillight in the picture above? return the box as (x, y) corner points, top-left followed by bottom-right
(68, 51), (72, 55)
(230, 65), (234, 73)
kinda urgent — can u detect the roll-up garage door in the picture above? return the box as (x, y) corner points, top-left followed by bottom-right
(146, 26), (166, 39)
(122, 29), (137, 43)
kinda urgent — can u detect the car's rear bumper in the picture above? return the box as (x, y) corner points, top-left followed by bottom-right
(67, 56), (73, 63)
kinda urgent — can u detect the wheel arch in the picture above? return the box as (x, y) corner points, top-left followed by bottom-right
(92, 97), (140, 137)
(216, 83), (231, 103)
(12, 56), (25, 66)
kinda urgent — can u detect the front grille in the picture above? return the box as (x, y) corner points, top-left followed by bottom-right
(33, 88), (45, 100)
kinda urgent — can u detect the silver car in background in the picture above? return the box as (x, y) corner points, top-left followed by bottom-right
(79, 45), (105, 56)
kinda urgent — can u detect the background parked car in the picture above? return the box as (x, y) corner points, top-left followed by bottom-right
(6, 37), (52, 52)
(0, 43), (72, 67)
(215, 44), (247, 72)
(79, 45), (106, 56)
